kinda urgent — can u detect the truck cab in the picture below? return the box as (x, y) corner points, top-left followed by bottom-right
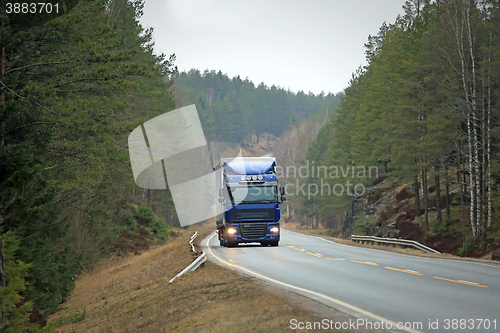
(216, 157), (285, 247)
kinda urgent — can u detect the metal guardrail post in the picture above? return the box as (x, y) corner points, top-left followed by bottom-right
(169, 231), (207, 283)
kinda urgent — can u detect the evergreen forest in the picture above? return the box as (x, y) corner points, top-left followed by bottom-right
(3, 0), (500, 331)
(171, 69), (340, 143)
(0, 0), (334, 330)
(298, 0), (500, 255)
(0, 0), (176, 330)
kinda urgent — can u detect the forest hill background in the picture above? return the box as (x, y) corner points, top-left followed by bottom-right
(295, 0), (500, 260)
(0, 0), (337, 329)
(2, 0), (500, 331)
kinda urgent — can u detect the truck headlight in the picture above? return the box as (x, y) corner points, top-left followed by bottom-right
(252, 175), (257, 180)
(227, 228), (237, 234)
(270, 227), (279, 233)
(258, 175), (263, 180)
(240, 176), (245, 181)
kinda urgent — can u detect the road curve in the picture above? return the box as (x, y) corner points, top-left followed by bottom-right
(202, 229), (500, 333)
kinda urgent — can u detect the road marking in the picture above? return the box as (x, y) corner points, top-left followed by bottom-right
(404, 269), (422, 274)
(433, 276), (488, 288)
(385, 267), (424, 275)
(283, 229), (500, 269)
(326, 258), (345, 261)
(282, 244), (305, 252)
(204, 232), (423, 333)
(306, 252), (322, 257)
(458, 280), (479, 285)
(351, 260), (379, 266)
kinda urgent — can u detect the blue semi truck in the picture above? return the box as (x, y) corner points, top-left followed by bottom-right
(215, 156), (285, 247)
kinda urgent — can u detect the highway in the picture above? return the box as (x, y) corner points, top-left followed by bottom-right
(202, 229), (500, 333)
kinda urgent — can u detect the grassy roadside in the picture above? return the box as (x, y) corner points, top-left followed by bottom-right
(49, 221), (383, 333)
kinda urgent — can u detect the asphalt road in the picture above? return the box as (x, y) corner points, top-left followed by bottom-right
(202, 229), (500, 333)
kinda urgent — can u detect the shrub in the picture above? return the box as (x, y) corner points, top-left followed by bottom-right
(120, 210), (138, 233)
(150, 218), (170, 240)
(353, 217), (371, 235)
(431, 217), (454, 235)
(135, 205), (169, 240)
(396, 220), (423, 241)
(135, 205), (155, 223)
(0, 232), (39, 333)
(396, 188), (414, 202)
(458, 235), (480, 256)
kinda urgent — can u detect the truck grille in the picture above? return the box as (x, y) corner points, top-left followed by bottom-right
(231, 208), (275, 222)
(239, 223), (267, 239)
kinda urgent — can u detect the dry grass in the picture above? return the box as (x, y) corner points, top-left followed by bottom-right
(284, 222), (500, 264)
(50, 222), (382, 332)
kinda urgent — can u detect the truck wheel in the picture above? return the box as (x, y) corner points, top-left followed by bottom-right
(219, 239), (224, 246)
(260, 242), (268, 247)
(270, 241), (279, 247)
(227, 242), (237, 248)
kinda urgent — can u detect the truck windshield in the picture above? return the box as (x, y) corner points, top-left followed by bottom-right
(228, 186), (277, 204)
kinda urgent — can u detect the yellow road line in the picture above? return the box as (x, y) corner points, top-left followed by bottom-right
(306, 252), (322, 257)
(385, 267), (423, 275)
(433, 276), (488, 288)
(351, 260), (379, 266)
(326, 258), (345, 261)
(282, 245), (304, 252)
(205, 232), (423, 333)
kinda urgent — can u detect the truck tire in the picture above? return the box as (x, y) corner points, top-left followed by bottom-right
(270, 241), (279, 247)
(260, 242), (268, 247)
(227, 242), (237, 248)
(219, 239), (224, 246)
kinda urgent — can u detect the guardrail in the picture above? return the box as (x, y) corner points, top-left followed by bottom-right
(169, 231), (207, 283)
(351, 235), (440, 254)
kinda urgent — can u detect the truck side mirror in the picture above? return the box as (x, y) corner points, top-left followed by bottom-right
(281, 196), (286, 202)
(280, 185), (285, 196)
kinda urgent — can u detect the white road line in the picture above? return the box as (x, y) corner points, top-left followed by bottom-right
(204, 232), (423, 333)
(405, 270), (421, 274)
(458, 280), (480, 285)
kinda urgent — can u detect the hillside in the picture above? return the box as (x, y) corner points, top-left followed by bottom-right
(48, 222), (380, 333)
(329, 176), (500, 259)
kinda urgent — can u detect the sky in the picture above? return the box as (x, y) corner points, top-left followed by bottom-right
(139, 0), (408, 95)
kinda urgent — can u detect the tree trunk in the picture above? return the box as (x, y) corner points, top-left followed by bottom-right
(445, 164), (451, 219)
(487, 31), (492, 229)
(0, 234), (7, 329)
(0, 20), (7, 328)
(413, 174), (421, 216)
(435, 165), (442, 225)
(468, 116), (476, 235)
(422, 168), (429, 230)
